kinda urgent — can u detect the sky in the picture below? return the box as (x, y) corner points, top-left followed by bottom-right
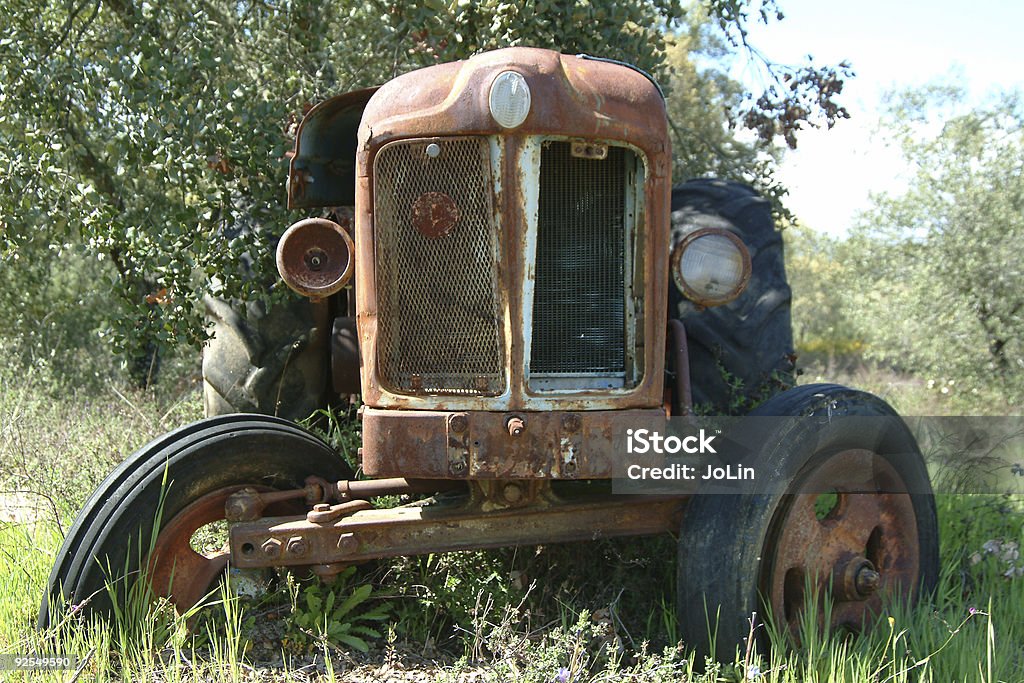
(735, 0), (1024, 236)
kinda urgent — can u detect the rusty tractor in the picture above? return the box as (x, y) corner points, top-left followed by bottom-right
(42, 48), (938, 659)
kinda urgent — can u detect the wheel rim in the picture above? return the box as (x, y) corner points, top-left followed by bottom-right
(765, 449), (920, 637)
(147, 485), (294, 612)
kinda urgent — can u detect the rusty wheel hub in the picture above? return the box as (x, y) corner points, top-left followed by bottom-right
(766, 449), (920, 636)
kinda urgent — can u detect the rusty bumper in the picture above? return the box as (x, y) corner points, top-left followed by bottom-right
(360, 407), (664, 479)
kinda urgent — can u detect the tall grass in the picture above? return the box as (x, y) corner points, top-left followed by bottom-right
(1, 366), (1023, 680)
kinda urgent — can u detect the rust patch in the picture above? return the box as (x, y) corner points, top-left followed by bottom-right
(276, 217), (354, 299)
(411, 191), (460, 238)
(361, 407), (663, 479)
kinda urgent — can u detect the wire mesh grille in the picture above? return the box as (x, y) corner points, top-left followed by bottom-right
(373, 138), (504, 395)
(530, 141), (628, 374)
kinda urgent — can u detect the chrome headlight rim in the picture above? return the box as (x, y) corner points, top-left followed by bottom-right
(670, 227), (752, 307)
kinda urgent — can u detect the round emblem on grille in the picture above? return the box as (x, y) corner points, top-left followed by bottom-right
(411, 191), (460, 239)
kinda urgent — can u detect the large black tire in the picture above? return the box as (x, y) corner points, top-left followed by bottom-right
(670, 179), (795, 414)
(676, 384), (940, 662)
(202, 295), (331, 421)
(40, 414), (351, 628)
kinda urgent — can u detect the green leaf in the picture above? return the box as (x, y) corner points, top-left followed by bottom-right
(334, 583), (373, 620)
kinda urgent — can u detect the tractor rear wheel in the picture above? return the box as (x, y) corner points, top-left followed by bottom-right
(670, 179), (795, 414)
(202, 295), (331, 422)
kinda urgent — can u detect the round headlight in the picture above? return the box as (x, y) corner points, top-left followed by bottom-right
(488, 71), (531, 129)
(276, 217), (354, 300)
(671, 228), (751, 307)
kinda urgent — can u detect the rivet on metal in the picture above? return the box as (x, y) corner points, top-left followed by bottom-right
(449, 414), (469, 434)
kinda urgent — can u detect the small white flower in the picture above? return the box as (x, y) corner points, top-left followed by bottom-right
(747, 664), (762, 680)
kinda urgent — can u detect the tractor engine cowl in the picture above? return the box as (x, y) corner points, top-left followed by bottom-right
(352, 48), (670, 478)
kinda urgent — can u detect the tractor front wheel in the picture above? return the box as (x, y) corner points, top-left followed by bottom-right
(39, 415), (351, 628)
(676, 384), (939, 660)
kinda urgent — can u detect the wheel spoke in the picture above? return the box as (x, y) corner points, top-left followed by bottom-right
(773, 494), (831, 573)
(831, 598), (882, 633)
(146, 486), (247, 611)
(150, 546), (230, 610)
(769, 494), (835, 631)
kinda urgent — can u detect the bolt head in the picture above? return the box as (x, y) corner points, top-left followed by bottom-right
(337, 533), (359, 554)
(507, 416), (525, 437)
(225, 499), (246, 519)
(261, 538), (283, 557)
(502, 483), (523, 504)
(286, 536), (308, 556)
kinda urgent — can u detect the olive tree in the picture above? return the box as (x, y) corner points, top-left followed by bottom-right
(0, 0), (849, 385)
(849, 86), (1024, 404)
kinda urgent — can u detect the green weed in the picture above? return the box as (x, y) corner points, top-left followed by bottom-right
(286, 567), (391, 654)
(2, 366), (1024, 680)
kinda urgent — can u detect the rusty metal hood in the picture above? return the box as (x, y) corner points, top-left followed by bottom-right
(357, 47), (669, 169)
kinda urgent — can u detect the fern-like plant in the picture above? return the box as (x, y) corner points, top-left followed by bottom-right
(288, 567), (390, 653)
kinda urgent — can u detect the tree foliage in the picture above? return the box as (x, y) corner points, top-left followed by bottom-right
(783, 224), (863, 366)
(0, 0), (851, 383)
(662, 10), (789, 215)
(847, 86), (1024, 404)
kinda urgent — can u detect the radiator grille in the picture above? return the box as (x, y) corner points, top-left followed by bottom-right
(373, 138), (504, 395)
(530, 142), (629, 375)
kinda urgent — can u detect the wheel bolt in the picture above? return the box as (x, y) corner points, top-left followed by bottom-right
(855, 567), (881, 595)
(226, 499), (246, 520)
